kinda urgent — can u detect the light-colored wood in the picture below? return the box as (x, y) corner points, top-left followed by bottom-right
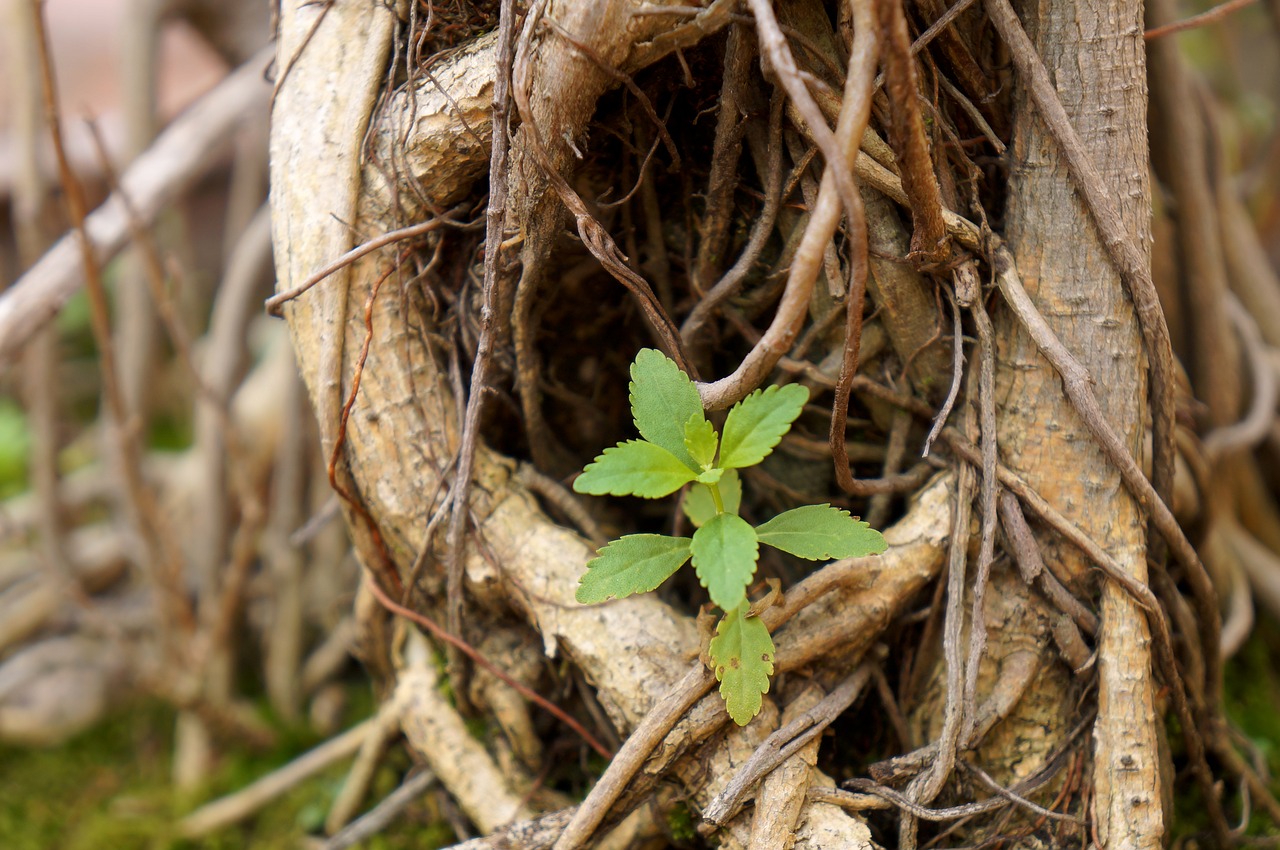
(994, 0), (1163, 842)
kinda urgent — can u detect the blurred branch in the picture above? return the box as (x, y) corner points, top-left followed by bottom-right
(178, 719), (376, 838)
(0, 45), (272, 366)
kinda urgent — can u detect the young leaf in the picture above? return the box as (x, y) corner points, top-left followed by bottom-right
(576, 534), (693, 604)
(755, 504), (889, 560)
(683, 414), (718, 469)
(691, 512), (759, 611)
(718, 384), (809, 469)
(574, 440), (697, 498)
(630, 349), (705, 470)
(708, 605), (775, 725)
(682, 469), (742, 528)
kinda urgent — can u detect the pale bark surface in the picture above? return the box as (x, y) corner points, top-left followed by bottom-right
(997, 0), (1162, 844)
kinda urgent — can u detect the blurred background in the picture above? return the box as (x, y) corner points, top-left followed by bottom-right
(0, 1), (394, 847)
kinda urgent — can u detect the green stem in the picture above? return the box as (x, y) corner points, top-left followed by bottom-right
(709, 482), (725, 515)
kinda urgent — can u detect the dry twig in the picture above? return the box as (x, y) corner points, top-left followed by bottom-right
(0, 46), (273, 364)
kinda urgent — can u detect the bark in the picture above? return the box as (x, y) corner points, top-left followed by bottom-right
(995, 0), (1162, 845)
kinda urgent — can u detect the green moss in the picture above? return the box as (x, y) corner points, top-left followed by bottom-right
(0, 701), (175, 850)
(0, 398), (30, 499)
(666, 801), (696, 843)
(147, 414), (194, 452)
(0, 697), (451, 849)
(1223, 618), (1280, 837)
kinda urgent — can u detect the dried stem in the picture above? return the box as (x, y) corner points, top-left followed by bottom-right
(28, 0), (193, 645)
(0, 46), (274, 364)
(696, 0), (878, 410)
(443, 0), (520, 662)
(982, 0), (1180, 580)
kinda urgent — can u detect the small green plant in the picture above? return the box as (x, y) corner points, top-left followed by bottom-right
(573, 349), (888, 724)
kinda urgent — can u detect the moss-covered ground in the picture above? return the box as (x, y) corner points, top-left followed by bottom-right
(0, 696), (453, 849)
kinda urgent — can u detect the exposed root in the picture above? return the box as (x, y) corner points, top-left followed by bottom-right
(397, 629), (535, 833)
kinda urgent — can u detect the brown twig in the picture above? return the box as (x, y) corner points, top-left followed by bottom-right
(874, 0), (949, 263)
(900, 439), (974, 849)
(1148, 0), (1239, 434)
(866, 409), (912, 528)
(702, 664), (874, 826)
(9, 0), (74, 600)
(85, 130), (269, 696)
(961, 291), (998, 744)
(999, 493), (1099, 636)
(514, 463), (606, 549)
(180, 719), (375, 838)
(265, 212), (462, 316)
(0, 45), (274, 364)
(910, 0), (982, 57)
(511, 0), (692, 373)
(28, 0), (194, 641)
(744, 0), (862, 224)
(921, 285), (963, 456)
(824, 773), (1058, 822)
(819, 0), (874, 496)
(325, 697), (404, 834)
(690, 22), (752, 297)
(551, 664), (716, 850)
(1203, 294), (1276, 459)
(445, 0), (519, 670)
(695, 0), (878, 410)
(1143, 0), (1259, 39)
(540, 18), (680, 169)
(681, 90), (785, 344)
(312, 250), (410, 609)
(321, 768), (437, 850)
(961, 761), (1085, 824)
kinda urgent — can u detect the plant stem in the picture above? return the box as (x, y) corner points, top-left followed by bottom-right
(710, 482), (725, 515)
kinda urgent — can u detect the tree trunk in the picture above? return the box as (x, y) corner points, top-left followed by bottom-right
(994, 0), (1163, 844)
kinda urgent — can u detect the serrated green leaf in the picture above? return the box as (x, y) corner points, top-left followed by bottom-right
(574, 440), (697, 498)
(691, 513), (758, 611)
(576, 534), (693, 603)
(683, 414), (718, 469)
(755, 504), (889, 560)
(708, 605), (775, 725)
(718, 384), (809, 469)
(630, 349), (705, 470)
(719, 468), (742, 514)
(682, 469), (742, 528)
(697, 468), (724, 485)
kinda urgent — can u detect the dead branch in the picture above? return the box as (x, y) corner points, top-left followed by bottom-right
(320, 768), (437, 850)
(697, 0), (878, 410)
(0, 46), (273, 365)
(179, 719), (377, 838)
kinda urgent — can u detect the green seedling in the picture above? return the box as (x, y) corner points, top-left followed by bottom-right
(573, 349), (888, 724)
